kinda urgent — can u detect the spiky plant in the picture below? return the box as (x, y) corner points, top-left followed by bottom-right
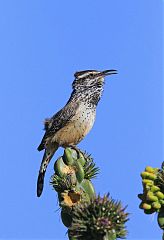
(82, 152), (99, 180)
(68, 194), (129, 240)
(138, 162), (164, 236)
(50, 148), (129, 239)
(50, 148), (98, 228)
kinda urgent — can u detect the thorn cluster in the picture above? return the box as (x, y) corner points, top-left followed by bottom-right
(68, 194), (129, 240)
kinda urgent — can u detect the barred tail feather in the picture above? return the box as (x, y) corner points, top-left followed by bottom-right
(37, 143), (59, 197)
(37, 143), (44, 151)
(37, 172), (45, 197)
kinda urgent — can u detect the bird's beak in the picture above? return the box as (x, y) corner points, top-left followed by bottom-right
(100, 70), (117, 76)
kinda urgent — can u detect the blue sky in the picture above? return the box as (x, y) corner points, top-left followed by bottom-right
(0, 0), (163, 239)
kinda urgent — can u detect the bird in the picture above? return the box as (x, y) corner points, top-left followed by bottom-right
(37, 69), (117, 197)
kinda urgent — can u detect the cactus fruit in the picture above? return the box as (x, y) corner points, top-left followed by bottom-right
(145, 166), (157, 173)
(141, 171), (157, 181)
(139, 202), (152, 210)
(68, 194), (129, 240)
(138, 164), (164, 214)
(138, 162), (164, 234)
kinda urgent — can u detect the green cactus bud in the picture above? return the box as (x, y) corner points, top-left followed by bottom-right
(155, 191), (164, 200)
(140, 202), (152, 210)
(147, 173), (157, 180)
(151, 185), (160, 193)
(81, 179), (95, 199)
(148, 173), (157, 180)
(68, 194), (129, 240)
(144, 183), (152, 191)
(152, 202), (161, 210)
(75, 161), (85, 183)
(142, 179), (154, 185)
(54, 157), (69, 177)
(141, 171), (150, 179)
(145, 166), (155, 173)
(158, 209), (164, 229)
(147, 192), (158, 202)
(63, 148), (76, 166)
(77, 153), (86, 166)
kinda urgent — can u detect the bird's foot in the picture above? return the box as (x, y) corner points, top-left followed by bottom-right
(69, 145), (84, 158)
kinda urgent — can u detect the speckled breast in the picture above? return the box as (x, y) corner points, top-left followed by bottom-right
(53, 104), (96, 147)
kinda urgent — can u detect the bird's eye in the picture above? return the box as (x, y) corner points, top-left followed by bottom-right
(90, 73), (94, 77)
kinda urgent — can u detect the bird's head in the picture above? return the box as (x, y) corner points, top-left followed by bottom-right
(72, 69), (117, 91)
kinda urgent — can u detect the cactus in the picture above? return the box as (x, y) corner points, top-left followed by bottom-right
(50, 148), (129, 239)
(138, 165), (162, 214)
(68, 194), (129, 240)
(138, 162), (164, 236)
(50, 148), (99, 227)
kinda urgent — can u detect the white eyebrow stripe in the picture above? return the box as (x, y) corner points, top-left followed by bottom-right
(77, 71), (101, 79)
(78, 72), (90, 79)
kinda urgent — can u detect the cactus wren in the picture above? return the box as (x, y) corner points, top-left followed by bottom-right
(37, 69), (117, 197)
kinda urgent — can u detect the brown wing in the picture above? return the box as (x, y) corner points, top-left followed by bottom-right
(37, 101), (79, 151)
